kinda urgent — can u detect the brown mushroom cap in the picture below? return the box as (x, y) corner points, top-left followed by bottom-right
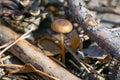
(51, 19), (73, 34)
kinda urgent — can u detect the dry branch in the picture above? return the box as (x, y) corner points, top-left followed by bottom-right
(88, 6), (120, 15)
(0, 24), (80, 80)
(67, 0), (120, 60)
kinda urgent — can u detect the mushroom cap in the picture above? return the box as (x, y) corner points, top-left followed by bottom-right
(51, 19), (73, 34)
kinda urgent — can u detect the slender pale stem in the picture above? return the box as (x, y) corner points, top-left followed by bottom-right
(0, 40), (13, 49)
(0, 29), (32, 56)
(60, 33), (65, 64)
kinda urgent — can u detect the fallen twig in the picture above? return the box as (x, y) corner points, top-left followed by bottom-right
(0, 40), (14, 49)
(0, 55), (13, 62)
(0, 24), (80, 80)
(88, 6), (120, 15)
(67, 0), (120, 60)
(0, 29), (32, 56)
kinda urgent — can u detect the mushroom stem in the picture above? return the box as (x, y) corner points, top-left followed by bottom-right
(60, 33), (65, 64)
(51, 19), (73, 64)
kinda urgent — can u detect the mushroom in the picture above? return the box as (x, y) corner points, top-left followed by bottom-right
(51, 19), (73, 64)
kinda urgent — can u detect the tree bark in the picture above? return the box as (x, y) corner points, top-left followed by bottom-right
(67, 0), (120, 60)
(0, 24), (80, 80)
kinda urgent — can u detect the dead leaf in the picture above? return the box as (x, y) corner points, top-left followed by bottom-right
(9, 63), (59, 80)
(37, 37), (61, 56)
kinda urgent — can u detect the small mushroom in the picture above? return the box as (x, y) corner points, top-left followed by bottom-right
(51, 19), (73, 64)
